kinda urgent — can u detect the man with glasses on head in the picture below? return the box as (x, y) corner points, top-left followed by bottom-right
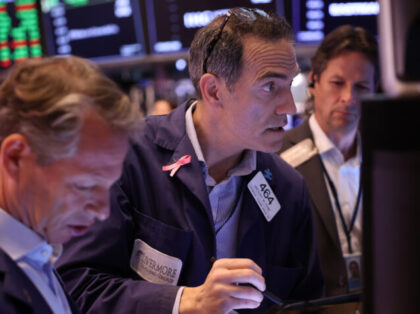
(57, 8), (323, 313)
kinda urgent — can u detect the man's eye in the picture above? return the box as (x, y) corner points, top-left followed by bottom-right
(262, 82), (275, 92)
(73, 183), (93, 191)
(331, 81), (344, 86)
(356, 84), (370, 91)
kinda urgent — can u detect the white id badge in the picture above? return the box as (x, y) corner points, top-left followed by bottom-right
(130, 238), (182, 285)
(247, 171), (281, 222)
(280, 138), (318, 168)
(344, 253), (362, 291)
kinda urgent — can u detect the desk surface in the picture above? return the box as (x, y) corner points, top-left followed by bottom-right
(269, 302), (362, 314)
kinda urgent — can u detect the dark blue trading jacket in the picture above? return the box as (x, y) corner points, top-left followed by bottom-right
(57, 100), (323, 313)
(0, 248), (80, 314)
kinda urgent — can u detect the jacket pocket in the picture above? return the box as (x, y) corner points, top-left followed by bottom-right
(130, 210), (193, 285)
(132, 210), (192, 261)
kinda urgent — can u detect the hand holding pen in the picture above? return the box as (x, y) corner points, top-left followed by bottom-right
(209, 257), (285, 307)
(179, 258), (266, 313)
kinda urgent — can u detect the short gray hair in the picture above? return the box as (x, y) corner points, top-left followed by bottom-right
(0, 56), (143, 165)
(188, 9), (294, 99)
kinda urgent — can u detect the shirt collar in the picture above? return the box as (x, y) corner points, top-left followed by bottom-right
(185, 102), (256, 186)
(309, 114), (336, 155)
(0, 208), (62, 267)
(185, 101), (205, 162)
(309, 114), (361, 165)
(226, 150), (256, 179)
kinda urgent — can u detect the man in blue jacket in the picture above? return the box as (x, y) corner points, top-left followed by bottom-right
(0, 56), (141, 313)
(57, 8), (323, 313)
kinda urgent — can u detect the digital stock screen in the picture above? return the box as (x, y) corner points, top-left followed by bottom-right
(40, 0), (146, 64)
(292, 0), (379, 44)
(0, 0), (43, 69)
(145, 0), (285, 54)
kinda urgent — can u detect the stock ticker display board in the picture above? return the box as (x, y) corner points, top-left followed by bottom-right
(0, 0), (283, 71)
(292, 0), (379, 44)
(0, 0), (286, 69)
(40, 0), (146, 65)
(145, 0), (284, 54)
(0, 0), (43, 69)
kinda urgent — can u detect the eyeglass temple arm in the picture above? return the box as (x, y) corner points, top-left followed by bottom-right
(202, 11), (233, 74)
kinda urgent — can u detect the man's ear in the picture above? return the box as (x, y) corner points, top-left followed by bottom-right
(308, 71), (316, 89)
(0, 134), (32, 179)
(199, 73), (223, 107)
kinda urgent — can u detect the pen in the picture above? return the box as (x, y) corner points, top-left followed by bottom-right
(209, 257), (284, 306)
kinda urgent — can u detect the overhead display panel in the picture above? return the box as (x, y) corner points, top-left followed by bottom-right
(40, 0), (146, 64)
(0, 0), (43, 70)
(145, 0), (285, 54)
(292, 0), (379, 44)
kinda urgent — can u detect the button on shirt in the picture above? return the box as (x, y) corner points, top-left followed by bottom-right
(0, 208), (72, 314)
(309, 114), (362, 256)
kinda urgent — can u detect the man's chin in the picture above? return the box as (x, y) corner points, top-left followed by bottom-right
(332, 121), (359, 135)
(48, 234), (70, 245)
(257, 143), (283, 154)
(45, 228), (73, 245)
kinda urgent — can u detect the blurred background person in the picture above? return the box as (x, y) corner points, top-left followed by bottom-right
(150, 98), (177, 115)
(0, 56), (142, 314)
(279, 25), (378, 297)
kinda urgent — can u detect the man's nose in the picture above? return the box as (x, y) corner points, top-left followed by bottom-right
(275, 90), (297, 115)
(87, 195), (110, 221)
(341, 85), (355, 105)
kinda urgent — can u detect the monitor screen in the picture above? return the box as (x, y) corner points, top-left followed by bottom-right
(292, 0), (379, 44)
(0, 0), (43, 70)
(145, 0), (285, 54)
(40, 0), (146, 64)
(361, 96), (420, 314)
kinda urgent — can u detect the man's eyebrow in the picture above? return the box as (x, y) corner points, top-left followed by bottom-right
(329, 74), (344, 80)
(256, 71), (288, 81)
(328, 74), (369, 83)
(257, 66), (301, 82)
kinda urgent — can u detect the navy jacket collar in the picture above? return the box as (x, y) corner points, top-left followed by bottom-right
(149, 99), (195, 152)
(0, 249), (52, 312)
(0, 249), (80, 314)
(147, 100), (213, 221)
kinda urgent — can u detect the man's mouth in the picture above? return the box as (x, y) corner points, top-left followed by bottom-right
(267, 126), (284, 131)
(68, 224), (91, 236)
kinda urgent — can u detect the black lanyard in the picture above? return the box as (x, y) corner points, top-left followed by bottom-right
(320, 159), (362, 254)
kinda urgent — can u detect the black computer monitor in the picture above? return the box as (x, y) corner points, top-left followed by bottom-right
(361, 96), (420, 314)
(0, 0), (44, 72)
(145, 0), (285, 54)
(378, 0), (420, 94)
(292, 0), (378, 44)
(40, 0), (146, 65)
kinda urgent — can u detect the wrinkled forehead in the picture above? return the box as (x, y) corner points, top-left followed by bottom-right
(73, 111), (128, 167)
(321, 51), (376, 80)
(241, 36), (299, 79)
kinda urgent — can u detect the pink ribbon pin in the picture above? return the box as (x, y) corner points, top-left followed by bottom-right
(162, 155), (191, 177)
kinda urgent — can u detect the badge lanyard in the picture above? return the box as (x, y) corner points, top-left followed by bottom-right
(319, 160), (362, 254)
